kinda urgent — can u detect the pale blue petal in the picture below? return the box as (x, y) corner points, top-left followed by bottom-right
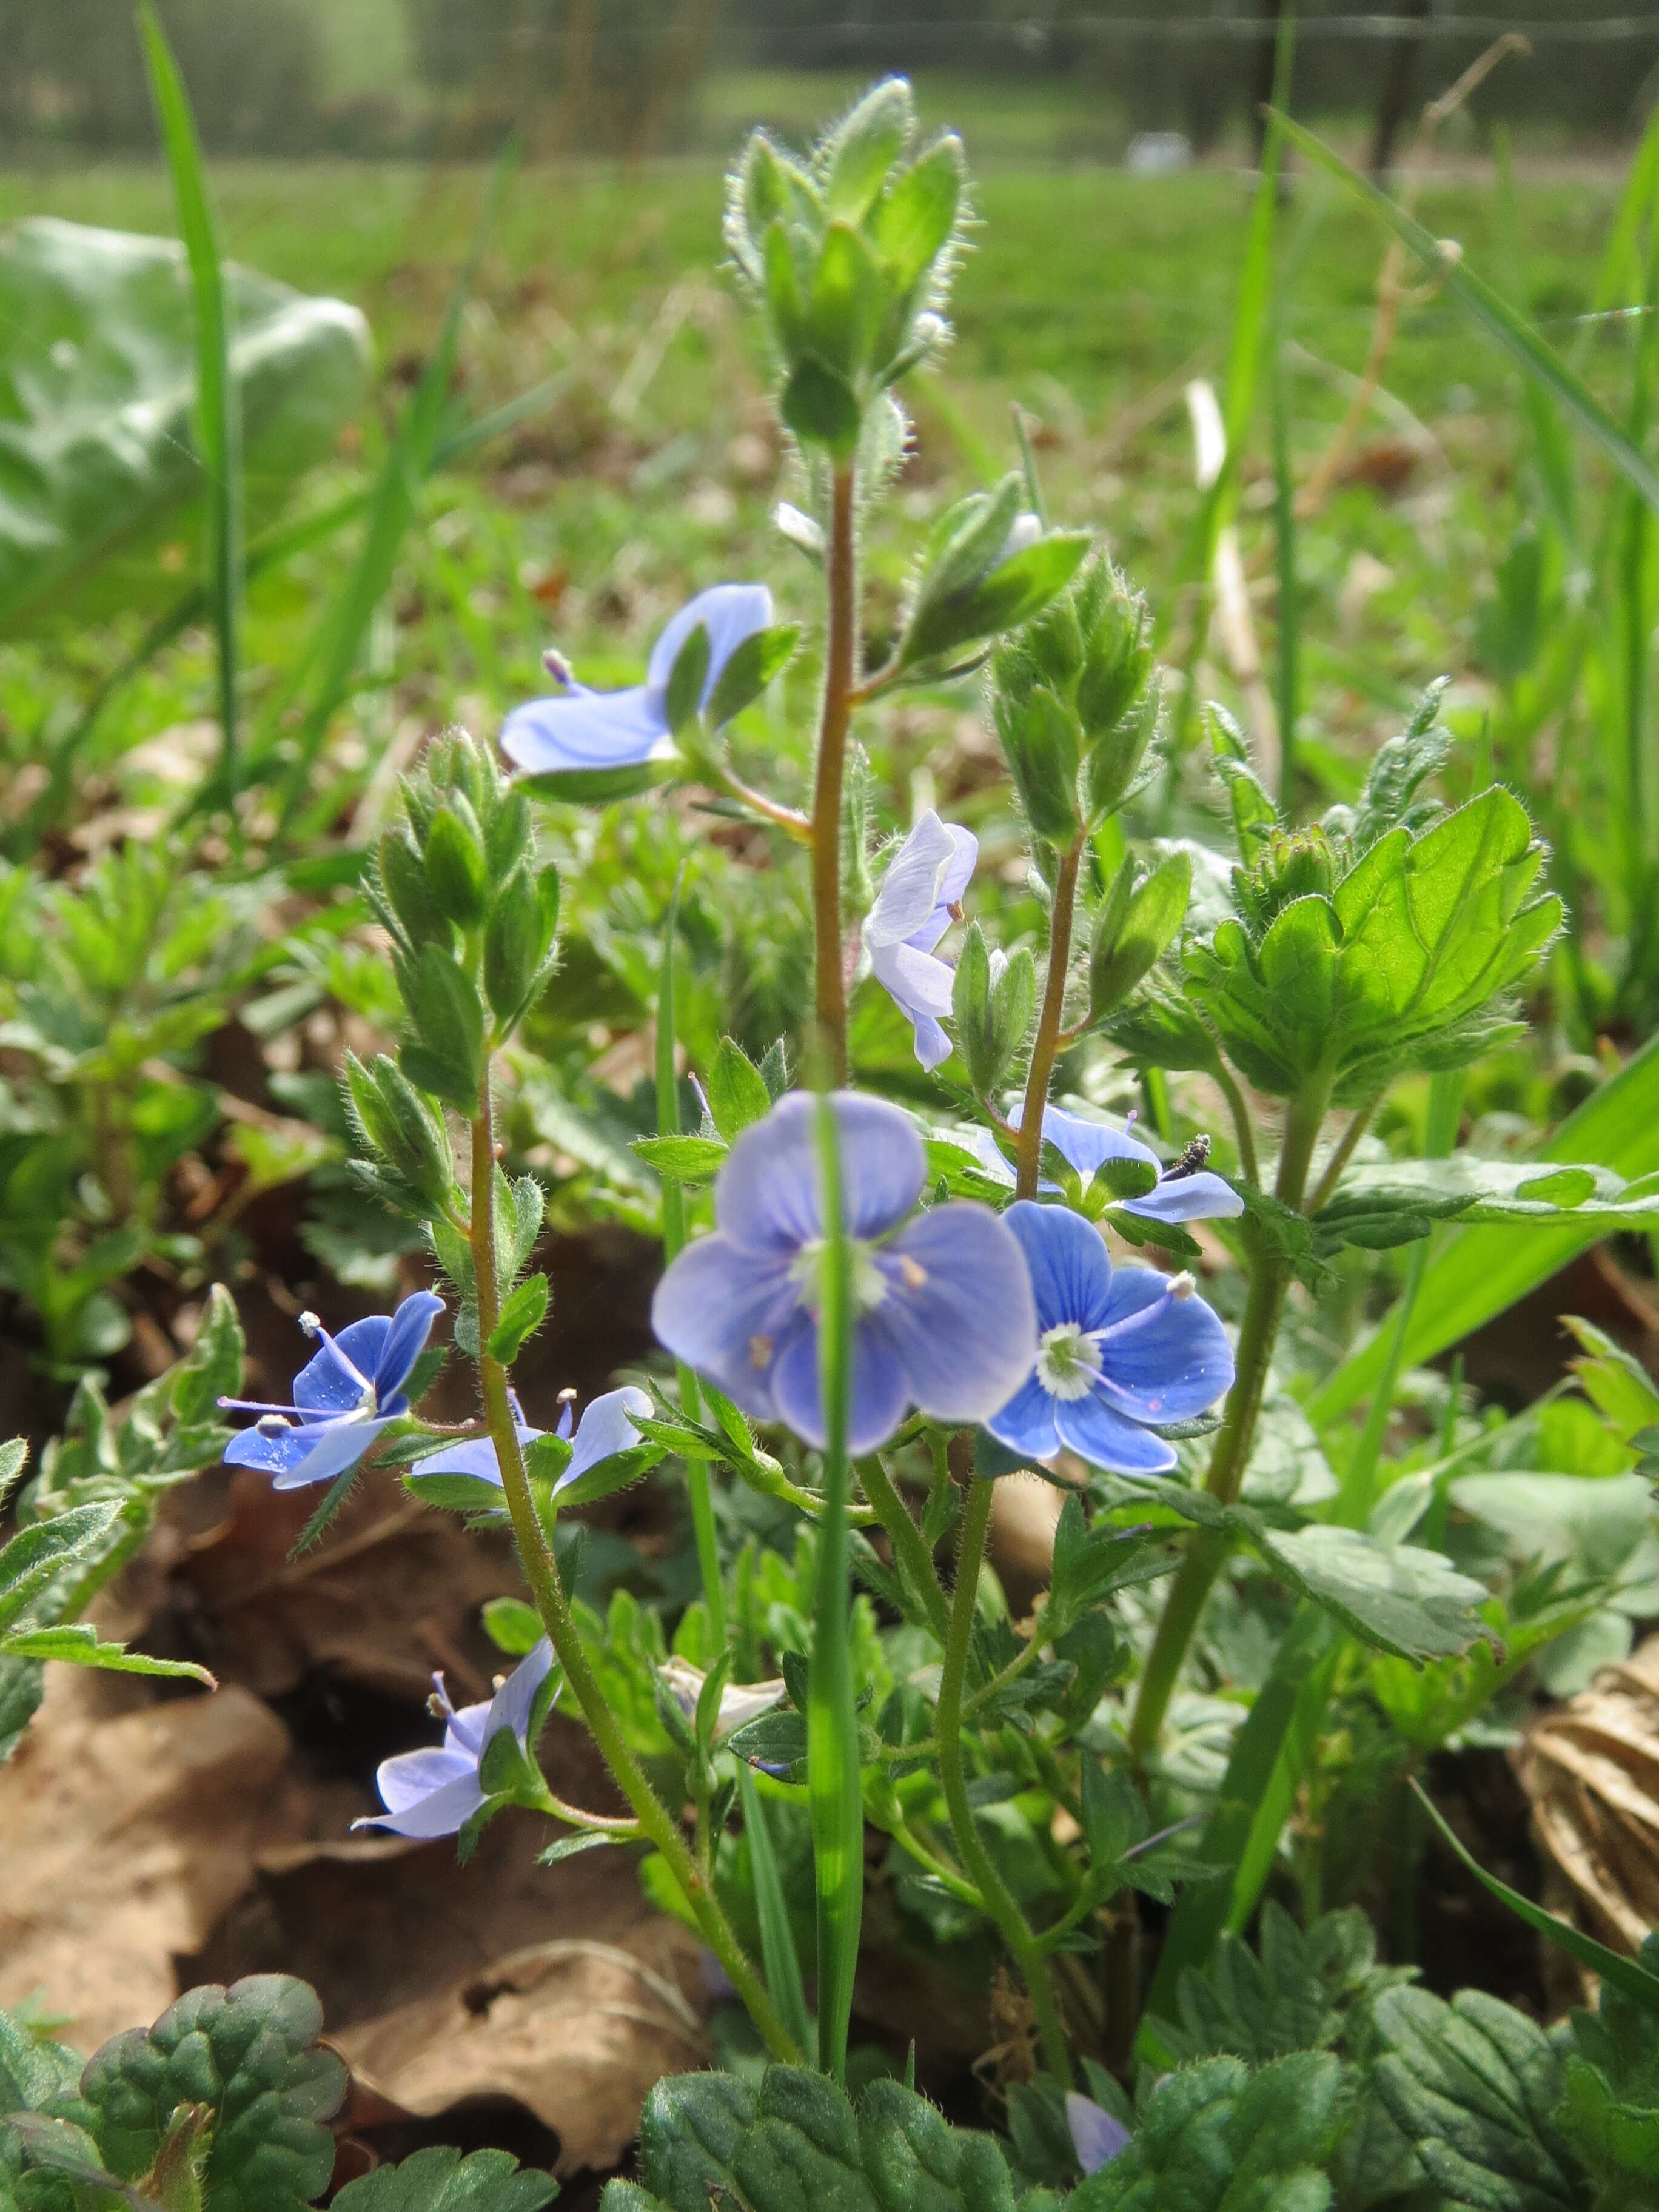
(951, 1125), (1016, 1188)
(866, 812), (959, 949)
(1067, 2095), (1131, 2176)
(1054, 1388), (1178, 1474)
(1002, 1201), (1114, 1334)
(770, 1311), (911, 1454)
(1097, 1283), (1235, 1425)
(500, 685), (668, 773)
(646, 583), (773, 695)
(908, 1011), (953, 1073)
(870, 940), (956, 1021)
(268, 1415), (392, 1492)
(370, 1744), (475, 1814)
(553, 1386), (651, 1495)
(984, 1373), (1061, 1462)
(651, 1235), (797, 1419)
(443, 1696), (493, 1759)
(374, 1291), (445, 1403)
(358, 1763), (487, 1839)
(931, 822), (977, 919)
(224, 1421), (320, 1480)
(875, 1203), (1038, 1426)
(714, 1091), (924, 1252)
(1124, 1170), (1244, 1224)
(1008, 1104), (1161, 1185)
(483, 1637), (555, 1748)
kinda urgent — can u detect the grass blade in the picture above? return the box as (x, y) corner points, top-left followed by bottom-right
(809, 1091), (862, 2083)
(739, 1768), (813, 2059)
(1412, 1781), (1659, 2013)
(137, 2), (241, 812)
(1312, 1035), (1659, 1423)
(1277, 112), (1659, 518)
(268, 149), (518, 840)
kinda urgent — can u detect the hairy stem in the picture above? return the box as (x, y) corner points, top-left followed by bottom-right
(1212, 1057), (1261, 1188)
(1305, 1094), (1378, 1216)
(858, 1454), (951, 1643)
(468, 1087), (797, 2060)
(1127, 1078), (1330, 1762)
(936, 1470), (1073, 2083)
(1014, 833), (1085, 1199)
(811, 465), (857, 1084)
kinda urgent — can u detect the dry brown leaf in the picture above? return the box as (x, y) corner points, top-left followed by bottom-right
(337, 1936), (708, 2177)
(0, 1671), (293, 2051)
(170, 1469), (518, 1701)
(1518, 1632), (1659, 1956)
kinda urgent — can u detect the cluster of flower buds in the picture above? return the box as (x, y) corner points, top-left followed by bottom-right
(367, 734), (561, 1121)
(724, 78), (966, 456)
(895, 474), (1091, 682)
(987, 555), (1160, 846)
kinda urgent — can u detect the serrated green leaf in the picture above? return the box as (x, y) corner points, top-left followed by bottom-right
(1074, 2051), (1341, 2210)
(81, 1976), (345, 2212)
(0, 1625), (213, 1686)
(0, 1504), (121, 1632)
(1263, 1524), (1490, 1661)
(332, 2145), (556, 2212)
(1372, 1985), (1581, 2212)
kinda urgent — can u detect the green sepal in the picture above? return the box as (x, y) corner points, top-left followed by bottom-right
(706, 624), (799, 729)
(708, 1037), (773, 1141)
(664, 622), (711, 737)
(1089, 850), (1191, 1024)
(424, 805), (488, 927)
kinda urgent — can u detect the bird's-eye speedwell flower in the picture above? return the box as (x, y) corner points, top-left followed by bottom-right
(652, 1091), (1038, 1455)
(499, 584), (772, 777)
(414, 1384), (651, 1496)
(985, 1203), (1232, 1474)
(958, 1103), (1243, 1227)
(355, 1640), (555, 1839)
(221, 1291), (444, 1491)
(866, 809), (977, 1071)
(1067, 2093), (1131, 2175)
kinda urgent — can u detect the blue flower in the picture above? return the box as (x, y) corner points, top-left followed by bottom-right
(415, 1384), (651, 1496)
(865, 810), (978, 1072)
(957, 1104), (1242, 1226)
(984, 1203), (1233, 1474)
(1067, 2093), (1130, 2175)
(500, 585), (773, 776)
(221, 1292), (444, 1492)
(652, 1090), (1039, 1455)
(354, 1640), (555, 1840)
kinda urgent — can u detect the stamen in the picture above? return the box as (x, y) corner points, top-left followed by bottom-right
(218, 1396), (303, 1418)
(557, 1386), (578, 1406)
(542, 648), (574, 686)
(749, 1333), (774, 1369)
(898, 1255), (928, 1291)
(1168, 1271), (1197, 1299)
(297, 1311), (375, 1401)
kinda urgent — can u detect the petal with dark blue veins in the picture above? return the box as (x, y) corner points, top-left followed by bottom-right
(770, 1312), (911, 1454)
(866, 812), (961, 949)
(270, 1415), (391, 1492)
(1002, 1200), (1116, 1334)
(983, 1371), (1062, 1463)
(1096, 1279), (1235, 1424)
(292, 1318), (385, 1416)
(876, 1202), (1038, 1426)
(374, 1291), (445, 1402)
(1054, 1387), (1178, 1474)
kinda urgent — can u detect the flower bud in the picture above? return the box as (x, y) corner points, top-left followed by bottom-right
(993, 681), (1081, 846)
(425, 805), (488, 927)
(952, 926), (1036, 1097)
(378, 828), (452, 953)
(1082, 687), (1158, 822)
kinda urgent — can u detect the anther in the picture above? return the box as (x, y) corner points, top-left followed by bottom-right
(899, 1255), (928, 1291)
(1168, 1271), (1198, 1300)
(749, 1333), (773, 1369)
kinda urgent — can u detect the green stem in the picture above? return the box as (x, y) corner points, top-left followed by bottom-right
(810, 1093), (864, 2082)
(1127, 1077), (1330, 1762)
(1015, 833), (1085, 1200)
(858, 1454), (951, 1643)
(468, 1086), (796, 2061)
(657, 876), (725, 1645)
(1212, 1058), (1261, 1188)
(812, 465), (857, 1085)
(936, 1471), (1073, 2084)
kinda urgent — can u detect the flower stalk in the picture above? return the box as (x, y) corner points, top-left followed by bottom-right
(1015, 831), (1085, 1199)
(468, 1082), (797, 2062)
(1127, 1073), (1331, 1761)
(936, 1470), (1073, 2084)
(811, 465), (858, 1084)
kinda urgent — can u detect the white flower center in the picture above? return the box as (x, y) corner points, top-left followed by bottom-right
(1037, 1322), (1103, 1401)
(791, 1238), (890, 1320)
